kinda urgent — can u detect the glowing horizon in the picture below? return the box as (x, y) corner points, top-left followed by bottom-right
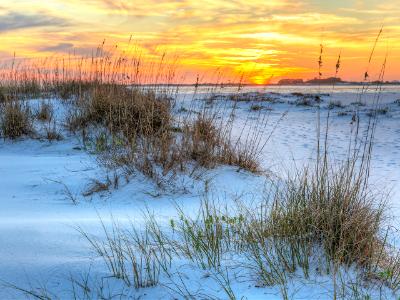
(0, 0), (399, 84)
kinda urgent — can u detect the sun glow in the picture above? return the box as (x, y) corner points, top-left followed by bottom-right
(0, 0), (399, 83)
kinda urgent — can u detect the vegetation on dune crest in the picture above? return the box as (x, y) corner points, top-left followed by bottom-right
(69, 120), (400, 299)
(53, 140), (399, 299)
(2, 34), (400, 299)
(63, 34), (400, 299)
(0, 46), (271, 188)
(62, 82), (264, 188)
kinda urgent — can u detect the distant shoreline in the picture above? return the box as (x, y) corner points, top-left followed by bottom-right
(134, 82), (400, 87)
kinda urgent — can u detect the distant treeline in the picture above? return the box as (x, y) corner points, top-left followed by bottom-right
(277, 77), (400, 85)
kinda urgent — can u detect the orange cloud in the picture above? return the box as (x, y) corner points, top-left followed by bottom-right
(0, 0), (399, 84)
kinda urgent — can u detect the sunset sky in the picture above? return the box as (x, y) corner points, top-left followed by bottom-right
(0, 0), (399, 84)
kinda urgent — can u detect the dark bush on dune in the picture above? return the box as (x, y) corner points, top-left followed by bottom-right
(0, 101), (33, 139)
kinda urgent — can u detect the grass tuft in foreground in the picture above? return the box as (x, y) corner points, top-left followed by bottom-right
(67, 120), (399, 299)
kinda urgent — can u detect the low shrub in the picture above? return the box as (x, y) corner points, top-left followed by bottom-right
(367, 107), (389, 117)
(0, 101), (33, 139)
(64, 85), (263, 188)
(44, 121), (63, 141)
(250, 104), (262, 111)
(36, 101), (54, 122)
(295, 97), (314, 107)
(66, 85), (171, 138)
(328, 100), (344, 109)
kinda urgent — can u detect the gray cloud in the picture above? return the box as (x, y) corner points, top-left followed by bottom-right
(39, 43), (74, 52)
(0, 12), (69, 32)
(38, 42), (112, 57)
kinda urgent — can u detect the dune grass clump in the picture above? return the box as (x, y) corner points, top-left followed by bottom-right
(0, 100), (33, 139)
(267, 162), (385, 268)
(36, 101), (54, 122)
(15, 80), (42, 98)
(78, 221), (162, 290)
(61, 82), (264, 188)
(179, 114), (261, 173)
(96, 108), (261, 186)
(62, 84), (178, 186)
(82, 178), (111, 197)
(181, 116), (222, 169)
(0, 80), (41, 99)
(178, 115), (258, 172)
(66, 84), (171, 137)
(0, 89), (6, 103)
(44, 121), (63, 141)
(328, 100), (344, 109)
(53, 81), (95, 101)
(367, 106), (389, 117)
(250, 104), (262, 111)
(295, 96), (315, 107)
